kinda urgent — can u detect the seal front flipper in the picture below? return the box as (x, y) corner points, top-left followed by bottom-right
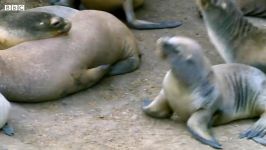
(123, 0), (182, 30)
(2, 123), (14, 136)
(142, 90), (173, 119)
(108, 56), (140, 76)
(187, 109), (222, 149)
(240, 113), (266, 145)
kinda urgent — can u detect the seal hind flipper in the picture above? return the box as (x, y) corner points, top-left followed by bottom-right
(108, 56), (140, 76)
(187, 109), (222, 149)
(123, 0), (182, 29)
(142, 90), (173, 118)
(240, 114), (266, 145)
(2, 123), (14, 136)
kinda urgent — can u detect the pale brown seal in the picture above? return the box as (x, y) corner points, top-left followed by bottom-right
(143, 36), (266, 149)
(0, 10), (71, 50)
(0, 10), (140, 102)
(49, 0), (182, 29)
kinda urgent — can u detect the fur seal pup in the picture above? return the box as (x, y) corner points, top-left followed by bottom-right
(0, 10), (140, 102)
(0, 93), (13, 136)
(197, 0), (266, 72)
(143, 36), (266, 149)
(49, 0), (182, 30)
(0, 11), (71, 50)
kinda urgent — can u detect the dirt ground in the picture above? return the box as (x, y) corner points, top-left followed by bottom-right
(0, 0), (266, 150)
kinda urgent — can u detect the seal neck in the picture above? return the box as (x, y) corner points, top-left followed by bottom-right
(204, 7), (258, 62)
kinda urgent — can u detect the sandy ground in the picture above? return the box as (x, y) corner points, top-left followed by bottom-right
(0, 0), (266, 150)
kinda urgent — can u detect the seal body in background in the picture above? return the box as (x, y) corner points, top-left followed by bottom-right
(197, 0), (266, 73)
(49, 0), (182, 30)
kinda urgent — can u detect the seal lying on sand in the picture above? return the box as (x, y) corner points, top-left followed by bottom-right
(0, 93), (13, 136)
(0, 10), (140, 102)
(49, 0), (182, 30)
(0, 10), (71, 50)
(197, 0), (266, 73)
(143, 36), (266, 149)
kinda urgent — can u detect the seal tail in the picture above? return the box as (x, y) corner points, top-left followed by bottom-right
(240, 113), (266, 146)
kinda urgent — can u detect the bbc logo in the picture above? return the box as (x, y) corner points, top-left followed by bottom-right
(4, 5), (25, 11)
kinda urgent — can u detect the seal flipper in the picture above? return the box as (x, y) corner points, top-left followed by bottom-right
(2, 123), (14, 136)
(123, 0), (182, 30)
(108, 56), (140, 76)
(240, 113), (266, 145)
(187, 109), (222, 149)
(142, 90), (173, 119)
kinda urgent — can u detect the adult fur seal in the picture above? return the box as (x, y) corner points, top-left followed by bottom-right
(49, 0), (182, 30)
(0, 10), (140, 102)
(0, 10), (71, 50)
(197, 0), (266, 73)
(0, 93), (13, 136)
(143, 36), (266, 149)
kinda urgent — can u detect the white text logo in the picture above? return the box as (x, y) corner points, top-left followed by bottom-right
(4, 5), (25, 11)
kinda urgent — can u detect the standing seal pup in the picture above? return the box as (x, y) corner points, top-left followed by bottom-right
(197, 0), (266, 73)
(0, 11), (71, 50)
(143, 36), (266, 149)
(0, 10), (140, 102)
(0, 93), (13, 136)
(49, 0), (182, 30)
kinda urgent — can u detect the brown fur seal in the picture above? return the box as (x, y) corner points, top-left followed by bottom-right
(0, 10), (140, 102)
(197, 0), (266, 73)
(143, 36), (266, 149)
(49, 0), (182, 30)
(0, 10), (71, 50)
(0, 93), (13, 136)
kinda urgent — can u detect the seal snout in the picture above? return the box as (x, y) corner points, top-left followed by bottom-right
(50, 16), (72, 33)
(156, 36), (177, 59)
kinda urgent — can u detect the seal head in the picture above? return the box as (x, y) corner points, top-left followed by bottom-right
(156, 36), (213, 87)
(0, 11), (71, 49)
